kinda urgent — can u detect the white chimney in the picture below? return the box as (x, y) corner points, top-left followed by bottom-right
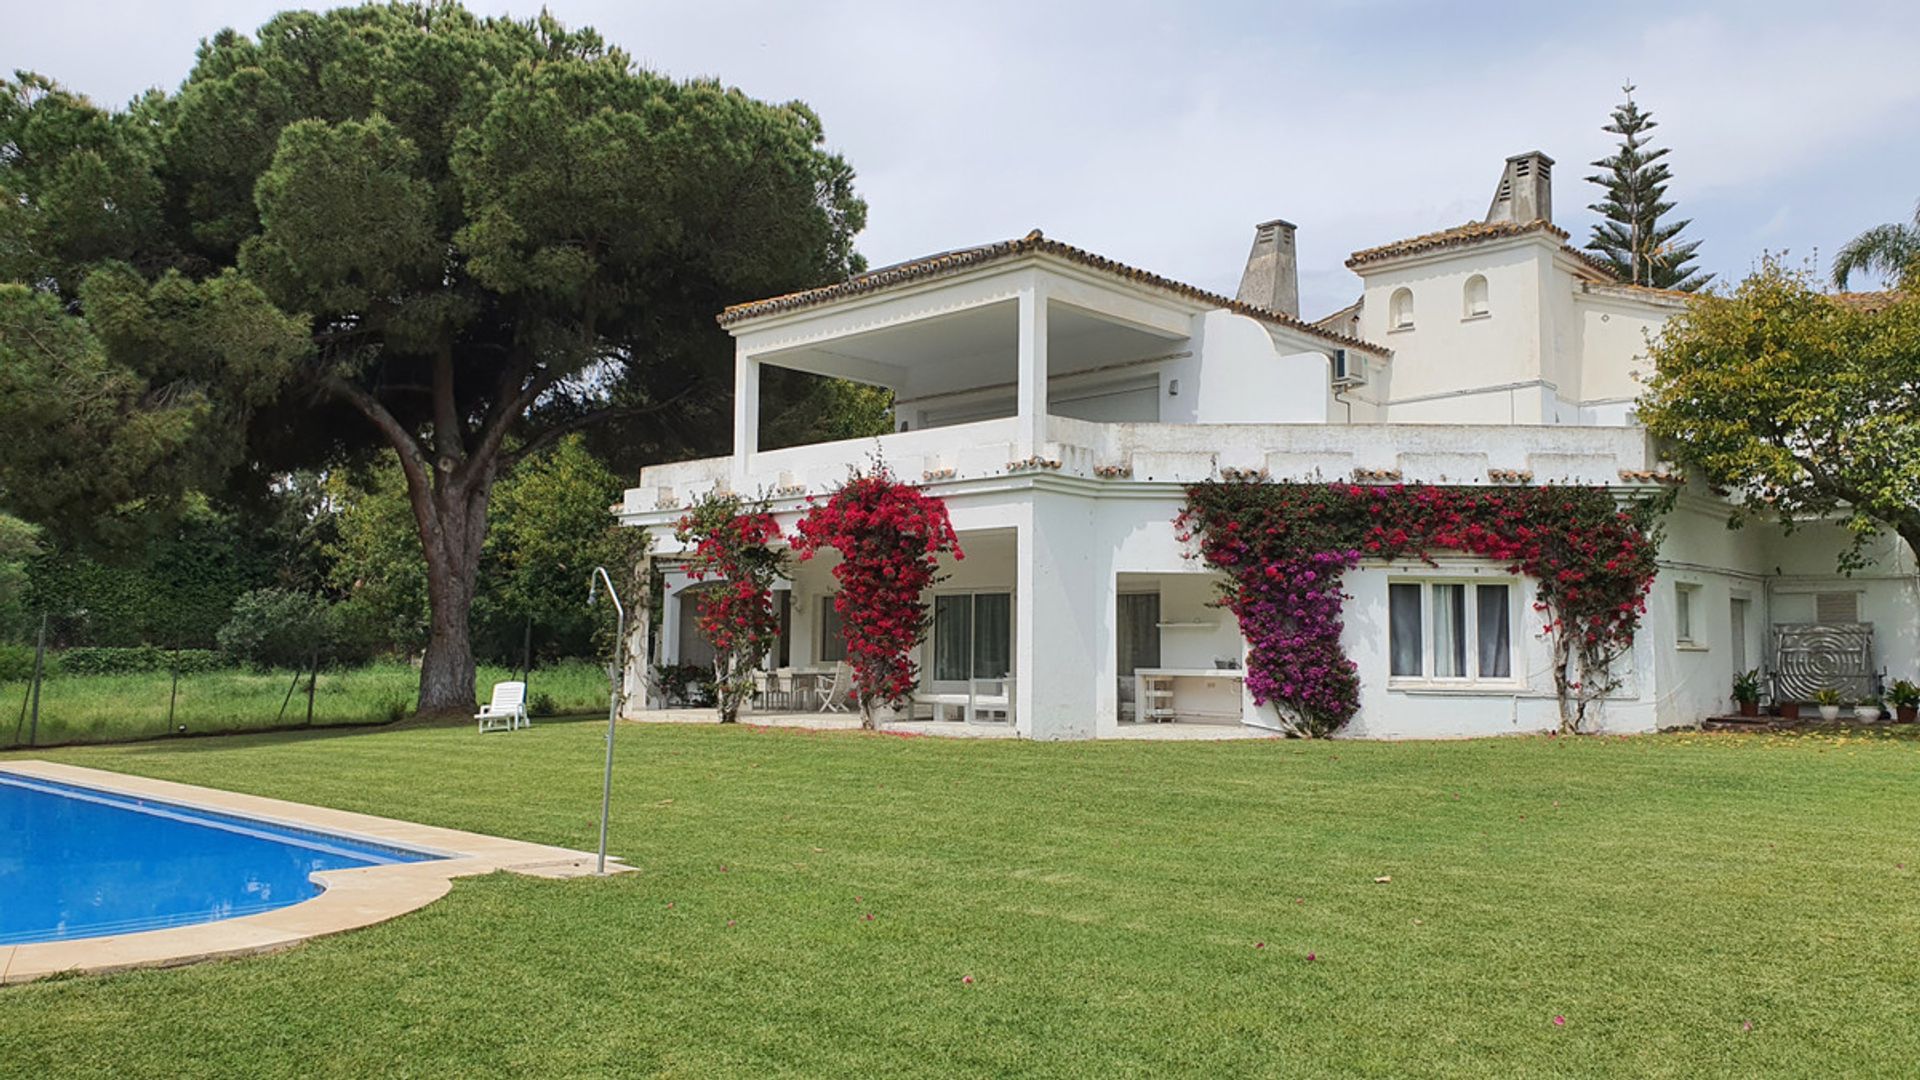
(1484, 151), (1554, 224)
(1235, 218), (1299, 317)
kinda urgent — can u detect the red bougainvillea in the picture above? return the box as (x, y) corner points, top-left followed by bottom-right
(1177, 482), (1667, 736)
(792, 462), (963, 727)
(674, 491), (787, 722)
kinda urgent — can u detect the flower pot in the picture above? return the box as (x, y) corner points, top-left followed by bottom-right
(1778, 702), (1802, 721)
(1737, 699), (1760, 718)
(1818, 704), (1842, 723)
(1854, 705), (1882, 724)
(1898, 705), (1917, 724)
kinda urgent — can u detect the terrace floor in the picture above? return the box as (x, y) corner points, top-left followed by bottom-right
(626, 708), (1280, 740)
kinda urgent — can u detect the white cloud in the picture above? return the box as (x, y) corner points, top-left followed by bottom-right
(7, 0), (1918, 312)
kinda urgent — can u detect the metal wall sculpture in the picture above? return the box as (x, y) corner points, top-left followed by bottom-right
(1770, 622), (1875, 703)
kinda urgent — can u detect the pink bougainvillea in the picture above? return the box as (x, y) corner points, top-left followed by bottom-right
(674, 491), (787, 722)
(1177, 482), (1665, 736)
(792, 462), (963, 728)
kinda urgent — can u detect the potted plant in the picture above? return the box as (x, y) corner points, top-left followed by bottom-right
(1888, 680), (1920, 723)
(1855, 698), (1884, 723)
(1731, 669), (1763, 718)
(1814, 687), (1844, 723)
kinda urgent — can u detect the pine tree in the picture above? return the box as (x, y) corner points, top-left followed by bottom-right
(1585, 85), (1711, 290)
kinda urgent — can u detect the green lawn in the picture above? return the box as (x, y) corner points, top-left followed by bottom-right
(1, 660), (613, 747)
(4, 722), (1918, 1077)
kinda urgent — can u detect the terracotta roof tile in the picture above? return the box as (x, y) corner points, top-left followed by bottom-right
(1831, 290), (1899, 312)
(718, 230), (1387, 355)
(1346, 218), (1617, 279)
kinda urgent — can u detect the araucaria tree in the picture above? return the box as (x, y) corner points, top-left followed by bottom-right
(1640, 258), (1920, 566)
(673, 492), (786, 723)
(1585, 85), (1710, 291)
(0, 4), (865, 712)
(791, 463), (962, 729)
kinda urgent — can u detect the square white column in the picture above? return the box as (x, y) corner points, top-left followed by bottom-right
(732, 348), (759, 491)
(1016, 283), (1048, 458)
(1014, 490), (1102, 739)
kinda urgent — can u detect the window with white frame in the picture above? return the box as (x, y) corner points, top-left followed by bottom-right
(1388, 579), (1515, 683)
(1674, 583), (1701, 646)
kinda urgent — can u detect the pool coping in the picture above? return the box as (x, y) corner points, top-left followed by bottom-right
(0, 760), (632, 985)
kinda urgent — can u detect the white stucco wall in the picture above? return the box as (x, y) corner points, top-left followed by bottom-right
(1162, 310), (1330, 425)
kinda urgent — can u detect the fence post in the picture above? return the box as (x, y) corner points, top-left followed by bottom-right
(167, 646), (181, 732)
(305, 647), (319, 725)
(277, 664), (302, 724)
(522, 618), (532, 698)
(27, 613), (46, 746)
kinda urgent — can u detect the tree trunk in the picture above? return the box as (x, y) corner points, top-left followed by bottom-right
(410, 465), (497, 716)
(1898, 524), (1920, 573)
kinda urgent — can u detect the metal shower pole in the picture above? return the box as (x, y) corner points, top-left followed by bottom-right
(587, 567), (626, 876)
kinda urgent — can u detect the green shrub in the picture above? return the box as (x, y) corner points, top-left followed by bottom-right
(56, 646), (224, 675)
(217, 588), (337, 670)
(0, 642), (49, 681)
(531, 691), (557, 717)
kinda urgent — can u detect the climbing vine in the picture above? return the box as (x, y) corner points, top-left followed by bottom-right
(792, 461), (963, 728)
(1177, 483), (1666, 736)
(674, 490), (786, 723)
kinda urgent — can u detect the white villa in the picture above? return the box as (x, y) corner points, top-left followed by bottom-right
(616, 151), (1919, 739)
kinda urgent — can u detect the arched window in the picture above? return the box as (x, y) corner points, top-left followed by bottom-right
(1388, 287), (1414, 330)
(1463, 275), (1490, 318)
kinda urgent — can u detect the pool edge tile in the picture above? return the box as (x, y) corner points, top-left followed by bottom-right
(0, 760), (629, 984)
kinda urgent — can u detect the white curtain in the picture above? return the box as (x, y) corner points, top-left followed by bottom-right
(1476, 584), (1511, 678)
(1433, 584), (1466, 677)
(1389, 584), (1423, 677)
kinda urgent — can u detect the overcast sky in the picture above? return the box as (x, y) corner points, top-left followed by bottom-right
(10, 1), (1920, 315)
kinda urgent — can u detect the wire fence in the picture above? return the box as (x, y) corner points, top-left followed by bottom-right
(2, 615), (614, 750)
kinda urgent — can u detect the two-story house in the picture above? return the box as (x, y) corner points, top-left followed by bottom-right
(617, 152), (1919, 739)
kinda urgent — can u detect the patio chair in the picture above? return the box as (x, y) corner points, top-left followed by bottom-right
(477, 681), (530, 733)
(968, 676), (1014, 724)
(816, 662), (851, 712)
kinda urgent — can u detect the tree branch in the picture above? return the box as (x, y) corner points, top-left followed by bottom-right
(501, 389), (695, 469)
(468, 358), (560, 477)
(431, 344), (463, 466)
(324, 375), (432, 497)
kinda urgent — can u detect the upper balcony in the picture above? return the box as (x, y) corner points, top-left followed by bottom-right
(718, 232), (1383, 491)
(621, 413), (1662, 525)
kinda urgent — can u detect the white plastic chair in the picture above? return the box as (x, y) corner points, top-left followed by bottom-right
(477, 681), (530, 732)
(968, 677), (1014, 724)
(816, 662), (851, 713)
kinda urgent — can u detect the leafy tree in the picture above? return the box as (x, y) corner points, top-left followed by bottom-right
(0, 513), (40, 638)
(328, 439), (644, 664)
(325, 465), (431, 656)
(22, 500), (276, 647)
(479, 435), (646, 663)
(1639, 258), (1920, 565)
(1832, 200), (1920, 290)
(1585, 85), (1710, 291)
(0, 4), (866, 712)
(216, 587), (339, 669)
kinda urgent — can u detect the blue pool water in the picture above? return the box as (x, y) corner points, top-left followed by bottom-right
(0, 772), (441, 945)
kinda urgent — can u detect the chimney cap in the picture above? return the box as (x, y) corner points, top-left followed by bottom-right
(1505, 150), (1555, 165)
(1254, 217), (1297, 231)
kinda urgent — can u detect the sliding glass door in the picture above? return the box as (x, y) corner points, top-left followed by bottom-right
(932, 592), (1012, 686)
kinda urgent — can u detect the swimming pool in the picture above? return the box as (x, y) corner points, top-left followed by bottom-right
(0, 773), (442, 946)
